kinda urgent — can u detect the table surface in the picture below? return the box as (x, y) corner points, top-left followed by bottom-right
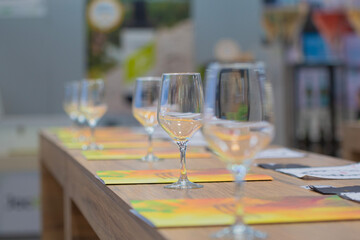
(40, 128), (360, 240)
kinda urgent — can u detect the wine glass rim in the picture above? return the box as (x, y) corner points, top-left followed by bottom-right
(210, 62), (257, 69)
(136, 77), (161, 81)
(162, 72), (201, 76)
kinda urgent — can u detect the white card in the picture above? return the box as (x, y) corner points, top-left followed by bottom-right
(301, 185), (332, 190)
(277, 163), (360, 180)
(255, 148), (306, 159)
(340, 192), (360, 203)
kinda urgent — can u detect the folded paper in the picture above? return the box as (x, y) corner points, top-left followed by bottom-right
(340, 192), (360, 203)
(277, 163), (360, 180)
(258, 163), (309, 170)
(309, 185), (360, 195)
(307, 185), (360, 203)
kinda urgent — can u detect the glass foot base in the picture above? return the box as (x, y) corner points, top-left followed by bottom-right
(141, 154), (160, 162)
(82, 143), (103, 150)
(212, 224), (267, 240)
(164, 179), (203, 189)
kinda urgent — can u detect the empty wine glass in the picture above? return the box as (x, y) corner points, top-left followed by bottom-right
(132, 77), (161, 162)
(79, 79), (108, 150)
(203, 62), (274, 239)
(63, 81), (80, 137)
(158, 73), (204, 189)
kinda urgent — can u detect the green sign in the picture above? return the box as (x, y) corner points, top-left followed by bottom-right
(124, 42), (156, 83)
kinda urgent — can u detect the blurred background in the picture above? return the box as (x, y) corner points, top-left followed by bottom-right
(1, 0), (360, 238)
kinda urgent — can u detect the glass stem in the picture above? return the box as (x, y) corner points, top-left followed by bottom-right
(231, 164), (248, 227)
(177, 141), (188, 181)
(77, 116), (87, 142)
(234, 178), (245, 226)
(71, 120), (78, 140)
(147, 133), (154, 156)
(90, 123), (95, 146)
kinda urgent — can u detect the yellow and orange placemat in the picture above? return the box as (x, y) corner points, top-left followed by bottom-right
(130, 195), (360, 228)
(83, 148), (212, 160)
(96, 168), (273, 184)
(63, 141), (174, 150)
(52, 127), (147, 142)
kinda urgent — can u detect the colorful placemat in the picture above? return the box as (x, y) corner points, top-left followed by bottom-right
(83, 148), (212, 160)
(96, 169), (273, 184)
(130, 195), (360, 228)
(51, 127), (133, 135)
(52, 127), (147, 142)
(59, 133), (147, 143)
(63, 141), (174, 150)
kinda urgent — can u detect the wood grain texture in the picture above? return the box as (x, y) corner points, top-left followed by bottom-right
(69, 199), (99, 240)
(40, 128), (360, 240)
(41, 163), (64, 240)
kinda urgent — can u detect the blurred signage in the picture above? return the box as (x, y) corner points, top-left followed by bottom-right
(87, 0), (124, 33)
(0, 171), (40, 236)
(123, 41), (156, 83)
(0, 0), (47, 18)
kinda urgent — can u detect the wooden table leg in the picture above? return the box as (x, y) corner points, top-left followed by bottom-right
(41, 163), (64, 240)
(69, 199), (99, 240)
(64, 190), (99, 240)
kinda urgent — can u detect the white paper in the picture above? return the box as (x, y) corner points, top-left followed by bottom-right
(340, 192), (360, 203)
(277, 163), (360, 180)
(301, 185), (332, 190)
(255, 148), (306, 159)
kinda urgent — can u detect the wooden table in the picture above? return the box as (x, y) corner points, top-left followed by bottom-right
(40, 129), (360, 240)
(343, 122), (360, 162)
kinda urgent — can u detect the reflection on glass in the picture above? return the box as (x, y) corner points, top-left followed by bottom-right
(132, 77), (161, 162)
(158, 73), (204, 189)
(203, 63), (274, 239)
(262, 3), (308, 44)
(313, 9), (353, 55)
(79, 79), (107, 150)
(347, 9), (360, 36)
(63, 81), (81, 139)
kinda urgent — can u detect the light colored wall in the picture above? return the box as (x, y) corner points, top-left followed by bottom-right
(192, 0), (263, 64)
(0, 0), (85, 115)
(192, 0), (288, 145)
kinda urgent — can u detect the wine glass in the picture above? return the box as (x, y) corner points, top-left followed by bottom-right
(76, 112), (88, 142)
(63, 81), (80, 137)
(202, 62), (274, 239)
(79, 79), (108, 150)
(158, 73), (204, 189)
(132, 77), (161, 162)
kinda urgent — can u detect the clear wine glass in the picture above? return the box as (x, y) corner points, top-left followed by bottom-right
(132, 77), (161, 162)
(76, 112), (88, 142)
(158, 73), (204, 189)
(202, 62), (274, 239)
(79, 79), (108, 150)
(63, 81), (80, 137)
